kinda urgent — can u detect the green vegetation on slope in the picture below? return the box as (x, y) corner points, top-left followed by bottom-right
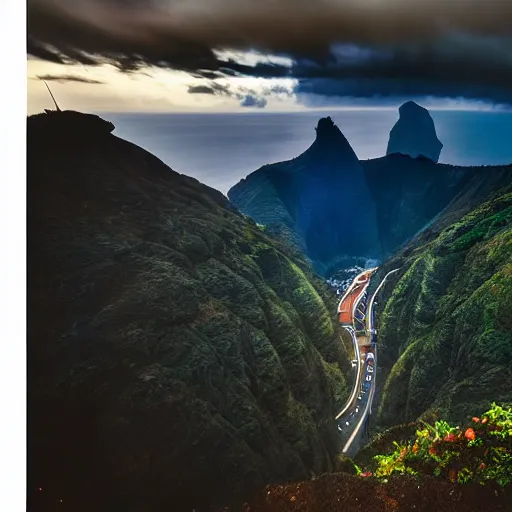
(239, 404), (512, 511)
(372, 403), (512, 487)
(376, 191), (512, 427)
(28, 112), (351, 511)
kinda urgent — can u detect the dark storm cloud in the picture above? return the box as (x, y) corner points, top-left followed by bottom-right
(35, 74), (105, 84)
(188, 83), (230, 95)
(187, 81), (289, 107)
(189, 70), (224, 80)
(27, 39), (67, 64)
(187, 85), (217, 95)
(291, 36), (512, 104)
(240, 95), (267, 108)
(296, 78), (512, 108)
(218, 60), (292, 79)
(28, 0), (512, 103)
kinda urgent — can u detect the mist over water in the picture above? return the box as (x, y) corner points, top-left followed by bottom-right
(105, 110), (512, 195)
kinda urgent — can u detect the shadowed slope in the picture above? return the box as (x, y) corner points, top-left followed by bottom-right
(229, 117), (380, 275)
(28, 111), (353, 511)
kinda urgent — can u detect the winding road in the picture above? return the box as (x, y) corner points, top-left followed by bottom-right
(334, 268), (400, 457)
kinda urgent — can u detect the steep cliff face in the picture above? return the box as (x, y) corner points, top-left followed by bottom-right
(365, 101), (463, 257)
(28, 111), (352, 511)
(362, 155), (467, 256)
(386, 101), (443, 163)
(228, 117), (380, 276)
(372, 167), (512, 427)
(362, 152), (512, 259)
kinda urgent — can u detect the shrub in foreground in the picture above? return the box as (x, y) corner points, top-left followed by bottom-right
(371, 403), (512, 486)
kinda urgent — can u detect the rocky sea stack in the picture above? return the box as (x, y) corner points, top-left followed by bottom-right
(228, 117), (380, 275)
(386, 101), (443, 163)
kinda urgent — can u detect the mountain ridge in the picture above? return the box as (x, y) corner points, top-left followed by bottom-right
(27, 110), (353, 511)
(229, 109), (511, 274)
(229, 116), (381, 275)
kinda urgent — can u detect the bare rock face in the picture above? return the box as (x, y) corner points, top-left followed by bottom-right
(386, 101), (443, 163)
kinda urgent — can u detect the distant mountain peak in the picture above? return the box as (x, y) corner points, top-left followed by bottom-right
(312, 116), (359, 162)
(399, 100), (426, 112)
(228, 115), (380, 273)
(315, 116), (337, 133)
(314, 116), (344, 144)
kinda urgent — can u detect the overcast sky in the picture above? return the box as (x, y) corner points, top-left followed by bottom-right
(27, 0), (512, 114)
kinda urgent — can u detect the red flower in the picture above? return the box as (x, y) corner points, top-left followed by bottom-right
(412, 443), (419, 453)
(429, 446), (437, 456)
(464, 428), (476, 441)
(444, 433), (457, 442)
(472, 417), (480, 423)
(479, 463), (486, 470)
(360, 471), (372, 478)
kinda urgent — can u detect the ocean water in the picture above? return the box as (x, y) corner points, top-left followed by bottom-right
(104, 110), (512, 195)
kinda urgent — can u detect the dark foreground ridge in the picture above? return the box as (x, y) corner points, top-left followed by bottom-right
(28, 110), (353, 511)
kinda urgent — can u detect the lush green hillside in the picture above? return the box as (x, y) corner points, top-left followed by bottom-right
(27, 111), (352, 511)
(237, 182), (512, 511)
(374, 181), (512, 427)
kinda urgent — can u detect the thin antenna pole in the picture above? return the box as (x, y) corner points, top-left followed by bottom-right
(43, 80), (61, 111)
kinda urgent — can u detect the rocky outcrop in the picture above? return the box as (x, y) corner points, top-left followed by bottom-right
(228, 117), (381, 275)
(386, 101), (443, 163)
(229, 109), (509, 275)
(27, 111), (353, 511)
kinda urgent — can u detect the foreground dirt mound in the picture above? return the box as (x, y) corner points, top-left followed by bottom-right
(242, 473), (511, 511)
